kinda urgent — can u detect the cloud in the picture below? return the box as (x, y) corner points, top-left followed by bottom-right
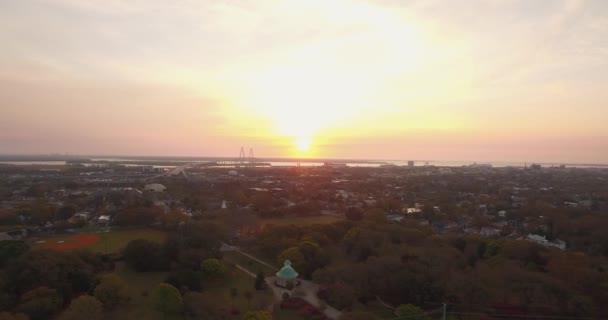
(0, 0), (606, 160)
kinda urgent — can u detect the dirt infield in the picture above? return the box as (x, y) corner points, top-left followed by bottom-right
(45, 234), (101, 251)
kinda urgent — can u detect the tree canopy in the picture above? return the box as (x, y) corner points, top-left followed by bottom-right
(59, 295), (103, 320)
(153, 283), (183, 315)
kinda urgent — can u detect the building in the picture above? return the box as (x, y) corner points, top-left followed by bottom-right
(98, 215), (111, 225)
(526, 234), (566, 250)
(408, 161), (415, 167)
(275, 260), (299, 288)
(323, 162), (347, 168)
(480, 227), (501, 237)
(144, 183), (167, 192)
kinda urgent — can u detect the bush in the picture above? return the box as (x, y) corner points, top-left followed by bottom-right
(300, 305), (318, 316)
(280, 297), (307, 310)
(200, 258), (226, 279)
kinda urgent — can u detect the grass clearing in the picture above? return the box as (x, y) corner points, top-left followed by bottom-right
(107, 260), (275, 320)
(260, 215), (342, 227)
(206, 263), (275, 315)
(223, 251), (278, 276)
(353, 301), (395, 319)
(88, 228), (167, 253)
(108, 262), (176, 320)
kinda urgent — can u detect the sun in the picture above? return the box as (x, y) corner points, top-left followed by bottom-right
(296, 136), (312, 153)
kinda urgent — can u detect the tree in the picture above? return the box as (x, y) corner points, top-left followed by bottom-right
(200, 258), (226, 279)
(322, 282), (356, 310)
(243, 310), (272, 320)
(16, 287), (62, 320)
(7, 250), (97, 305)
(345, 207), (363, 221)
(254, 272), (265, 290)
(0, 312), (29, 320)
(244, 291), (253, 310)
(339, 311), (375, 320)
(55, 205), (77, 221)
(277, 247), (305, 276)
(230, 287), (238, 307)
(297, 241), (329, 278)
(113, 206), (163, 226)
(165, 270), (202, 292)
(183, 291), (229, 319)
(0, 240), (29, 267)
(59, 295), (103, 320)
(26, 200), (55, 224)
(395, 304), (430, 320)
(94, 273), (129, 308)
(160, 209), (190, 229)
(153, 283), (183, 315)
(124, 239), (165, 272)
(0, 209), (17, 225)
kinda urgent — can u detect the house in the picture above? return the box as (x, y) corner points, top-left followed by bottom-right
(98, 215), (111, 225)
(480, 227), (501, 237)
(0, 233), (13, 241)
(145, 183), (167, 192)
(405, 208), (422, 214)
(363, 199), (377, 207)
(526, 234), (566, 250)
(386, 214), (404, 223)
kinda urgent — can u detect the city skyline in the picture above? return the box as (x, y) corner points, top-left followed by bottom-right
(1, 0), (607, 163)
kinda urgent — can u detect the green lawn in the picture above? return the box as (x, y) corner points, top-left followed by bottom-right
(260, 215), (342, 227)
(107, 262), (176, 320)
(107, 261), (275, 320)
(88, 228), (168, 253)
(353, 301), (395, 319)
(223, 251), (278, 276)
(206, 263), (275, 315)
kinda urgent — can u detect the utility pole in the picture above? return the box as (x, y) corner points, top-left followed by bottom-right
(442, 303), (447, 320)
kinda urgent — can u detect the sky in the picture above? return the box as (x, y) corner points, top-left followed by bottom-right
(0, 0), (607, 163)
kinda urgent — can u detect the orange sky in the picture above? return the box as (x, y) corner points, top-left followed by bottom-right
(0, 0), (607, 163)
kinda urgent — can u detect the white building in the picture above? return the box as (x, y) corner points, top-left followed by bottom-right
(145, 183), (167, 192)
(480, 227), (501, 237)
(526, 234), (566, 250)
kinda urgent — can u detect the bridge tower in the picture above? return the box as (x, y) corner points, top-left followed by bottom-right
(238, 146), (246, 167)
(248, 148), (255, 167)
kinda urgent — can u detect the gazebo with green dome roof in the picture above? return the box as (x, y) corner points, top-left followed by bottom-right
(275, 260), (299, 288)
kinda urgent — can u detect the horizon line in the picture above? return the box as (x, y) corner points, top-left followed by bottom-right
(1, 153), (608, 167)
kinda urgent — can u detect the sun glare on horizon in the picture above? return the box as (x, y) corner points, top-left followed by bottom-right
(296, 136), (312, 153)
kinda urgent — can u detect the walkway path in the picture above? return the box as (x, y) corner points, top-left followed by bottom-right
(236, 249), (279, 270)
(225, 242), (343, 319)
(265, 276), (342, 320)
(235, 264), (257, 278)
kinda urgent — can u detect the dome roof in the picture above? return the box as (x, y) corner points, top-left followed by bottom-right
(276, 260), (299, 279)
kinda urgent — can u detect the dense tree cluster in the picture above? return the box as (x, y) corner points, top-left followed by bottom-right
(252, 219), (608, 317)
(0, 245), (112, 320)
